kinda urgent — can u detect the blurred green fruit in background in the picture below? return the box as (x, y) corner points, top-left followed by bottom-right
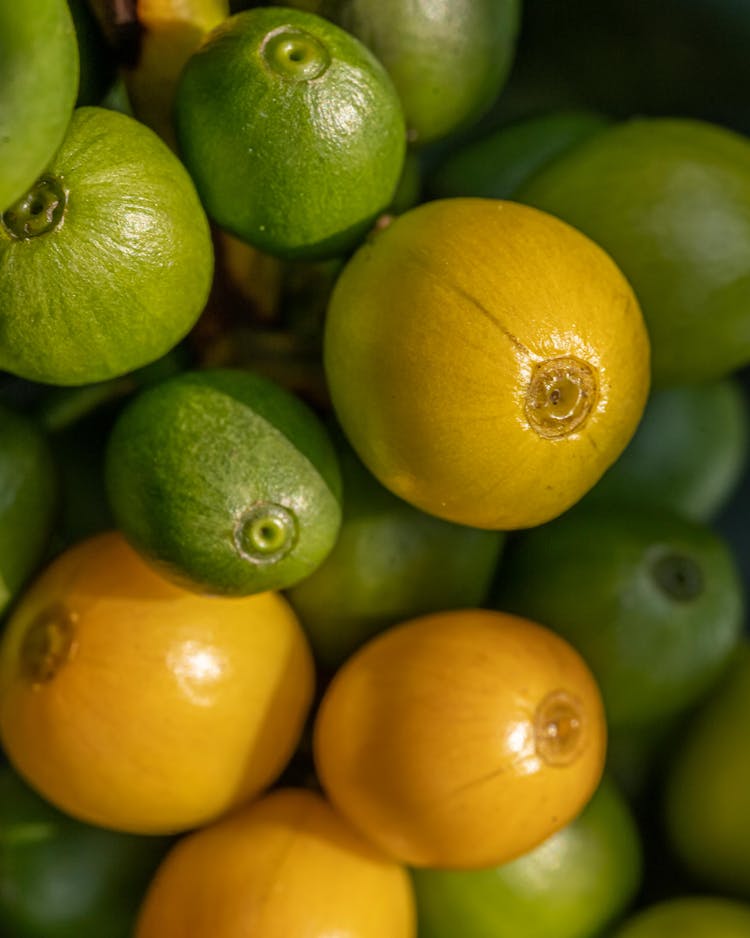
(519, 119), (750, 386)
(413, 777), (641, 938)
(286, 437), (503, 669)
(665, 644), (750, 899)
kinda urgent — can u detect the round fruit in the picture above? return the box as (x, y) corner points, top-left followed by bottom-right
(106, 368), (342, 595)
(175, 7), (406, 259)
(0, 404), (57, 617)
(324, 198), (650, 529)
(665, 644), (750, 898)
(610, 897), (750, 938)
(333, 0), (520, 145)
(286, 436), (503, 669)
(428, 109), (610, 200)
(0, 766), (169, 938)
(0, 106), (213, 386)
(412, 777), (642, 938)
(495, 505), (743, 729)
(0, 0), (79, 212)
(314, 608), (607, 868)
(518, 118), (750, 385)
(135, 788), (416, 938)
(0, 532), (314, 834)
(584, 379), (748, 521)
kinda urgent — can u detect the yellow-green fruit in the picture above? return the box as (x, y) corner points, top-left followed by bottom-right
(324, 198), (650, 529)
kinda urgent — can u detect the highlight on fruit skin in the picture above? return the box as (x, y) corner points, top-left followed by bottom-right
(323, 197), (651, 530)
(135, 788), (417, 938)
(0, 532), (315, 835)
(313, 608), (608, 869)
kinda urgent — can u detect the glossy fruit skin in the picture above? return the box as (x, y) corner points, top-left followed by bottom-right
(665, 644), (750, 898)
(0, 766), (170, 938)
(610, 897), (750, 938)
(0, 532), (314, 835)
(0, 107), (213, 386)
(0, 405), (57, 617)
(0, 0), (79, 212)
(175, 7), (406, 259)
(106, 368), (342, 595)
(412, 777), (642, 938)
(332, 0), (520, 145)
(428, 109), (610, 200)
(324, 198), (650, 530)
(584, 379), (748, 521)
(286, 437), (503, 669)
(314, 608), (607, 869)
(518, 118), (750, 386)
(135, 788), (416, 938)
(495, 505), (743, 730)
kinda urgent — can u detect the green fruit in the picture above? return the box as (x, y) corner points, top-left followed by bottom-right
(585, 380), (748, 521)
(331, 0), (520, 146)
(494, 505), (743, 729)
(0, 107), (213, 386)
(106, 368), (342, 595)
(518, 118), (750, 386)
(665, 644), (750, 898)
(0, 0), (79, 212)
(0, 766), (170, 938)
(413, 778), (641, 938)
(610, 897), (750, 938)
(0, 405), (57, 616)
(428, 110), (610, 200)
(175, 8), (406, 259)
(286, 436), (503, 669)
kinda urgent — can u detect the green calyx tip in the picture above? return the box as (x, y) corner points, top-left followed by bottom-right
(234, 502), (299, 565)
(261, 26), (331, 81)
(2, 175), (67, 240)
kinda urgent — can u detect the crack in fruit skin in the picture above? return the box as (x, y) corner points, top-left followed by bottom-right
(20, 604), (78, 686)
(525, 357), (598, 439)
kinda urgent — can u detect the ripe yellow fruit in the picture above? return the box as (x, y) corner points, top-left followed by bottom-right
(324, 198), (650, 529)
(0, 532), (315, 834)
(314, 608), (607, 869)
(136, 788), (416, 938)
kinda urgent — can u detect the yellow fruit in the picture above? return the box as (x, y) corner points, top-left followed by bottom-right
(136, 788), (416, 938)
(314, 608), (607, 868)
(0, 532), (314, 834)
(324, 198), (650, 529)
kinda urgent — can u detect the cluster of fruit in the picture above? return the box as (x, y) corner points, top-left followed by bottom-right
(2, 1), (750, 936)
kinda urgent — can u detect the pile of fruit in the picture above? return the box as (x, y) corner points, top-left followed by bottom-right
(2, 1), (750, 935)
